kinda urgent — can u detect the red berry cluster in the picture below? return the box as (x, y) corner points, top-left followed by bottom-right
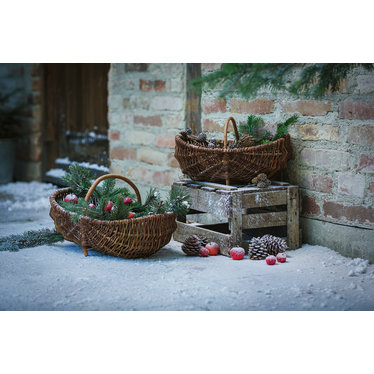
(104, 197), (135, 219)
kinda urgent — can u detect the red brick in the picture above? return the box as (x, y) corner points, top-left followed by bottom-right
(300, 148), (352, 171)
(281, 100), (332, 116)
(156, 134), (175, 148)
(153, 170), (178, 186)
(323, 201), (374, 225)
(134, 115), (162, 127)
(338, 174), (366, 197)
(370, 183), (374, 196)
(301, 195), (321, 215)
(109, 130), (120, 141)
(110, 148), (136, 160)
(32, 79), (40, 91)
(139, 79), (166, 92)
(230, 98), (274, 114)
(357, 154), (374, 173)
(301, 173), (333, 193)
(203, 118), (223, 132)
(125, 63), (148, 72)
(347, 125), (374, 146)
(129, 167), (153, 183)
(168, 153), (179, 168)
(203, 98), (226, 113)
(339, 101), (374, 120)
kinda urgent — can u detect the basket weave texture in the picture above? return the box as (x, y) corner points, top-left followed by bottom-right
(49, 174), (177, 259)
(174, 116), (291, 185)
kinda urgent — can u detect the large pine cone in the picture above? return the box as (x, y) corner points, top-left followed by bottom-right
(261, 234), (287, 256)
(248, 237), (269, 260)
(182, 235), (206, 256)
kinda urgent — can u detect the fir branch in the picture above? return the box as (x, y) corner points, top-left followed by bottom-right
(273, 114), (298, 141)
(192, 63), (374, 99)
(0, 229), (64, 252)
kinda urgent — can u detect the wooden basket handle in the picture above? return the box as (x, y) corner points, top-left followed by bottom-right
(84, 174), (142, 204)
(223, 116), (240, 149)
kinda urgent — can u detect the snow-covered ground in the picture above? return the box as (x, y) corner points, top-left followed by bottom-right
(1, 181), (374, 311)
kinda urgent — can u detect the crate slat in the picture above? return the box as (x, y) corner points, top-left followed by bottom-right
(242, 211), (287, 229)
(242, 190), (287, 208)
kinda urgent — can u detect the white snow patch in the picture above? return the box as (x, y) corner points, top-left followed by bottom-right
(46, 168), (66, 178)
(55, 157), (109, 172)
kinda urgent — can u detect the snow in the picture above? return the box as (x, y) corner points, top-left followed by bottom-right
(46, 168), (66, 178)
(55, 157), (109, 172)
(1, 181), (374, 311)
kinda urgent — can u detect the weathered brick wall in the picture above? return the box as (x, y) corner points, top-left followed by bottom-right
(0, 63), (42, 181)
(200, 64), (374, 261)
(108, 63), (185, 198)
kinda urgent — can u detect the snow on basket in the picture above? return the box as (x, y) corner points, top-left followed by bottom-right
(49, 174), (177, 259)
(174, 116), (292, 186)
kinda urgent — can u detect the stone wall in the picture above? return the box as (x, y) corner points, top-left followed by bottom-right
(108, 63), (185, 198)
(0, 63), (42, 181)
(200, 64), (374, 261)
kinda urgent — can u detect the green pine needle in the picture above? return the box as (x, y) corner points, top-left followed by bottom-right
(0, 228), (64, 252)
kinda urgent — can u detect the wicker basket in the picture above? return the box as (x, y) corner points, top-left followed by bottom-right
(174, 116), (291, 185)
(49, 174), (177, 259)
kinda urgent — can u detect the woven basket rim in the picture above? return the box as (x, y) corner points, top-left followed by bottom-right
(50, 188), (176, 225)
(175, 134), (288, 153)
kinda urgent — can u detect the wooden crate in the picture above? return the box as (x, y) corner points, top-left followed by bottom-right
(172, 179), (301, 256)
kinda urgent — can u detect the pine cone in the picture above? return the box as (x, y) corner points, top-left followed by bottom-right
(257, 179), (271, 188)
(186, 128), (192, 135)
(179, 130), (188, 139)
(248, 237), (269, 260)
(182, 235), (205, 256)
(261, 234), (287, 256)
(235, 135), (255, 148)
(197, 132), (207, 143)
(251, 173), (268, 184)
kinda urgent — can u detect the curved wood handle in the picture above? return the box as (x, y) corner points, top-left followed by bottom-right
(84, 174), (142, 204)
(223, 117), (240, 149)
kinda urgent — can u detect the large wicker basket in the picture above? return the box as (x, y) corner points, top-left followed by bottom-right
(49, 174), (177, 259)
(175, 116), (291, 185)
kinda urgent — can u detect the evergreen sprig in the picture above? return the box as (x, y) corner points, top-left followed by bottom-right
(0, 228), (64, 252)
(192, 63), (374, 99)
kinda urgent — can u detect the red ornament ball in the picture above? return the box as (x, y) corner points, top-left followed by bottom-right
(205, 242), (219, 256)
(127, 211), (135, 219)
(230, 247), (245, 260)
(276, 252), (287, 263)
(199, 247), (210, 257)
(123, 197), (133, 205)
(105, 201), (114, 212)
(88, 203), (96, 209)
(266, 255), (277, 265)
(64, 193), (78, 204)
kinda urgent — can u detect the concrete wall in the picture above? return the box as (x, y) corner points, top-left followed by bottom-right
(106, 63), (374, 261)
(0, 63), (42, 181)
(108, 63), (185, 198)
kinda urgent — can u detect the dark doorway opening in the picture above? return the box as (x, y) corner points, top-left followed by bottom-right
(42, 63), (110, 180)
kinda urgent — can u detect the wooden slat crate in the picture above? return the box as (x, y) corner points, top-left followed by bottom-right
(172, 179), (301, 256)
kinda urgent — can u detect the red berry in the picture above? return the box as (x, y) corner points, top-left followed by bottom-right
(127, 212), (135, 219)
(64, 193), (78, 204)
(266, 255), (277, 265)
(276, 252), (287, 263)
(205, 242), (219, 256)
(230, 247), (245, 260)
(199, 247), (209, 257)
(105, 201), (114, 212)
(88, 203), (96, 209)
(123, 197), (133, 205)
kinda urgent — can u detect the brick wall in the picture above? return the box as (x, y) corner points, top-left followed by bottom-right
(108, 63), (185, 198)
(200, 64), (374, 261)
(0, 63), (42, 181)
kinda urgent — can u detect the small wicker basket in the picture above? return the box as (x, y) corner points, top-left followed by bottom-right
(174, 116), (291, 185)
(49, 174), (177, 259)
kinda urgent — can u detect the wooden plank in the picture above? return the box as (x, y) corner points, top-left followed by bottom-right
(229, 192), (242, 246)
(242, 212), (287, 229)
(201, 187), (216, 192)
(185, 63), (201, 134)
(287, 186), (300, 250)
(189, 180), (238, 191)
(173, 222), (233, 256)
(242, 190), (287, 208)
(172, 184), (232, 217)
